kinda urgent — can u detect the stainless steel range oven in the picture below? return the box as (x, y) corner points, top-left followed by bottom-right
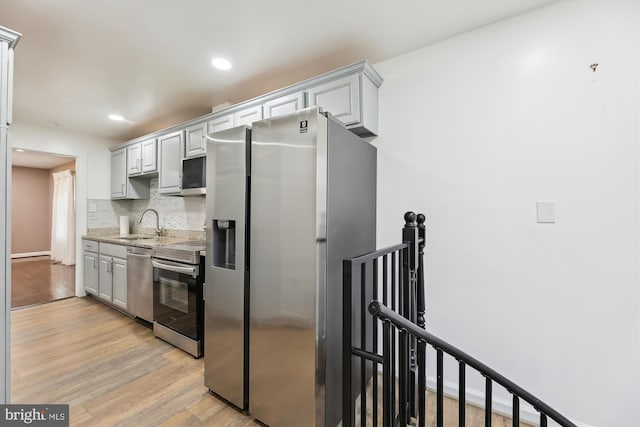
(152, 241), (205, 358)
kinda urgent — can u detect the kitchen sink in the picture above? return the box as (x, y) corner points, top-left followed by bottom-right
(118, 236), (154, 240)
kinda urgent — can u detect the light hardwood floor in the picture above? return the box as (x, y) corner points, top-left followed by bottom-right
(11, 297), (535, 427)
(11, 297), (257, 426)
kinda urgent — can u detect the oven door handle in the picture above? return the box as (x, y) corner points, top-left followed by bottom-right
(152, 260), (198, 277)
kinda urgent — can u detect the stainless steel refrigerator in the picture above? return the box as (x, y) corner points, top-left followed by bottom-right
(204, 125), (251, 410)
(205, 107), (376, 427)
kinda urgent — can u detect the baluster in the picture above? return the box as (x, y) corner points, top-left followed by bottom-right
(383, 320), (392, 427)
(399, 329), (409, 427)
(485, 378), (492, 427)
(540, 413), (547, 427)
(437, 349), (444, 427)
(372, 258), (378, 427)
(459, 361), (465, 427)
(382, 254), (388, 307)
(391, 252), (396, 421)
(512, 395), (519, 427)
(360, 263), (367, 427)
(399, 247), (407, 424)
(417, 339), (426, 427)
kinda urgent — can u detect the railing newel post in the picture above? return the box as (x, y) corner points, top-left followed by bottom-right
(402, 211), (419, 419)
(416, 213), (427, 427)
(342, 259), (353, 427)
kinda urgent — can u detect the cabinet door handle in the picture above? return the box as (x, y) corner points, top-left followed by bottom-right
(121, 183), (125, 195)
(107, 261), (112, 273)
(94, 258), (97, 269)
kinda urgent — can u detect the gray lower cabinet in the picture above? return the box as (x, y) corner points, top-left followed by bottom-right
(83, 252), (99, 295)
(112, 258), (127, 309)
(86, 241), (128, 311)
(98, 255), (113, 300)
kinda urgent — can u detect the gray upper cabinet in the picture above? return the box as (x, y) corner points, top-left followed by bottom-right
(158, 130), (183, 194)
(111, 148), (127, 198)
(111, 148), (149, 200)
(307, 74), (360, 126)
(141, 138), (157, 173)
(306, 62), (382, 137)
(184, 122), (207, 158)
(127, 143), (142, 176)
(263, 92), (304, 119)
(110, 61), (383, 191)
(233, 105), (263, 127)
(207, 113), (234, 134)
(128, 139), (157, 176)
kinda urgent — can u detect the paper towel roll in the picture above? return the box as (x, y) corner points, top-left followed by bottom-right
(119, 216), (129, 237)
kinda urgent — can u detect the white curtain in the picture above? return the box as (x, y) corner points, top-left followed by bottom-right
(51, 170), (76, 265)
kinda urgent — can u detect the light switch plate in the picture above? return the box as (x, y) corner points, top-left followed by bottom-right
(536, 201), (555, 223)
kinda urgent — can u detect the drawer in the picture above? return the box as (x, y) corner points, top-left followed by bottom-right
(82, 239), (99, 252)
(99, 242), (127, 258)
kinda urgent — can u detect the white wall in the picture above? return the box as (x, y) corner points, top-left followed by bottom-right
(8, 121), (119, 296)
(373, 1), (640, 426)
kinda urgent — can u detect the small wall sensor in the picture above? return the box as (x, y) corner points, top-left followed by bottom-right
(536, 201), (556, 224)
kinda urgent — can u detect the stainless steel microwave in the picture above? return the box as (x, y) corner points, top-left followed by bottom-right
(181, 156), (206, 196)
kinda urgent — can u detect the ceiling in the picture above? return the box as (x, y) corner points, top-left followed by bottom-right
(1, 0), (557, 142)
(12, 149), (74, 169)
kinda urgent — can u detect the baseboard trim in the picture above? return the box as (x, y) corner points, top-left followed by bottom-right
(426, 377), (592, 427)
(426, 376), (537, 423)
(11, 251), (51, 259)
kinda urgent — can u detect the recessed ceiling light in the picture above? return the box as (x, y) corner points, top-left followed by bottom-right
(108, 114), (125, 122)
(211, 57), (232, 70)
(15, 149), (25, 152)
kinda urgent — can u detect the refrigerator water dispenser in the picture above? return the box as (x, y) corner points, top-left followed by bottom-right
(212, 219), (236, 269)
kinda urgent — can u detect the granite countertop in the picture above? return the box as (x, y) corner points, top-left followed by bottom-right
(82, 234), (201, 249)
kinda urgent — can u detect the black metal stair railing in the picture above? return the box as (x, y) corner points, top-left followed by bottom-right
(368, 301), (577, 427)
(342, 211), (577, 427)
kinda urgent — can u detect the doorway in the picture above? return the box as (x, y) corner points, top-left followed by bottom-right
(10, 149), (77, 309)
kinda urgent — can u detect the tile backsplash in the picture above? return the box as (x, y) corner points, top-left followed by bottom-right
(88, 178), (206, 237)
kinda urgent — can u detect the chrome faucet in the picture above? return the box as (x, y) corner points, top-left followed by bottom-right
(138, 208), (162, 236)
